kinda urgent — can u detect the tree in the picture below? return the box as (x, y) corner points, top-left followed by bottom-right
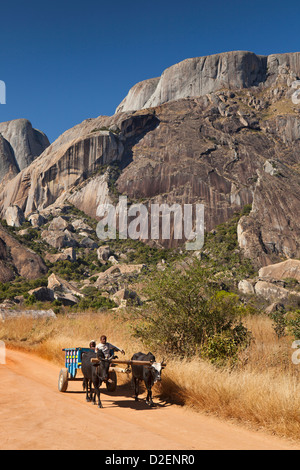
(128, 259), (251, 359)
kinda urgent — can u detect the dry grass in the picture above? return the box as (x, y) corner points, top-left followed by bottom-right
(261, 97), (297, 120)
(1, 312), (300, 442)
(0, 312), (144, 366)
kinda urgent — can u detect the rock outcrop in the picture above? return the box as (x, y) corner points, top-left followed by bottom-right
(116, 51), (300, 113)
(0, 133), (19, 184)
(116, 77), (160, 114)
(47, 273), (84, 305)
(0, 119), (49, 183)
(238, 260), (300, 304)
(0, 224), (47, 282)
(0, 308), (56, 321)
(4, 205), (25, 227)
(258, 259), (300, 282)
(254, 280), (300, 302)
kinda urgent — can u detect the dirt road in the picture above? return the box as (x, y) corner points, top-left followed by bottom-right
(0, 349), (298, 450)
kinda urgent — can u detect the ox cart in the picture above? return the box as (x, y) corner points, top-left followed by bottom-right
(58, 347), (130, 393)
(58, 348), (165, 394)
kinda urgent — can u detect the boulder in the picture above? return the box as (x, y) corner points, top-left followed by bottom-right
(53, 292), (80, 306)
(112, 288), (142, 307)
(265, 302), (285, 315)
(95, 263), (144, 279)
(80, 236), (98, 249)
(47, 273), (84, 305)
(238, 279), (255, 295)
(5, 205), (25, 227)
(48, 216), (73, 232)
(28, 286), (54, 302)
(93, 263), (145, 291)
(18, 229), (30, 236)
(259, 259), (300, 282)
(41, 230), (78, 249)
(71, 219), (94, 233)
(45, 252), (68, 263)
(97, 245), (111, 263)
(254, 280), (300, 302)
(0, 309), (56, 321)
(28, 212), (46, 227)
(63, 247), (76, 261)
(0, 299), (17, 309)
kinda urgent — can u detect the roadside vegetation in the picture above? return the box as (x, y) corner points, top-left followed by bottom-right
(1, 206), (300, 443)
(1, 311), (300, 442)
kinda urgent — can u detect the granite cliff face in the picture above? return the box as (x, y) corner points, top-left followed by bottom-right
(0, 51), (299, 268)
(0, 112), (159, 218)
(0, 119), (49, 184)
(116, 96), (300, 265)
(116, 51), (300, 112)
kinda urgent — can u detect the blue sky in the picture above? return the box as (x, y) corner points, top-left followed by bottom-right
(0, 0), (299, 143)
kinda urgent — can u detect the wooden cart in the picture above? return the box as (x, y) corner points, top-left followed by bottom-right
(58, 348), (130, 393)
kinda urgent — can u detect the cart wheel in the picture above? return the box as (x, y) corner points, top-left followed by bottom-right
(106, 369), (117, 392)
(58, 368), (68, 392)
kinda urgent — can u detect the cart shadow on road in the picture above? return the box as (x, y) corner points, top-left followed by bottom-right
(106, 397), (170, 411)
(102, 382), (171, 410)
(61, 381), (171, 410)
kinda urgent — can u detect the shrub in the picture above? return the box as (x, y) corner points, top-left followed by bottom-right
(202, 322), (251, 365)
(202, 206), (257, 281)
(0, 276), (48, 303)
(25, 294), (36, 306)
(270, 307), (287, 339)
(127, 260), (251, 359)
(73, 286), (117, 311)
(286, 310), (300, 339)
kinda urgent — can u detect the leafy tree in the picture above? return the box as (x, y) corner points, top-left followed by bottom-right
(127, 259), (251, 359)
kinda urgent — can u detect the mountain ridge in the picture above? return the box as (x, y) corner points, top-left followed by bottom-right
(116, 50), (300, 113)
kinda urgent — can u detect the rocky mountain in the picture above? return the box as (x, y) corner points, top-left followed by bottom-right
(116, 51), (300, 112)
(0, 119), (50, 184)
(0, 50), (299, 270)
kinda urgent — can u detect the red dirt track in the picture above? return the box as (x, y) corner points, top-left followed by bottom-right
(0, 349), (298, 450)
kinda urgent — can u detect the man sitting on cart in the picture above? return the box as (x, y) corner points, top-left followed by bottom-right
(95, 335), (125, 359)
